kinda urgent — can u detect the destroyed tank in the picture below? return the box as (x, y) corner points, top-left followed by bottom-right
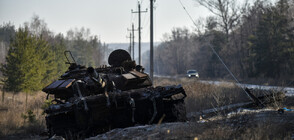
(42, 49), (187, 139)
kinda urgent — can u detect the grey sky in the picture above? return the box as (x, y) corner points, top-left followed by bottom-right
(0, 0), (211, 43)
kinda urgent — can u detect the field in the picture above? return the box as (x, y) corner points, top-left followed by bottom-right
(0, 78), (293, 139)
(0, 91), (47, 139)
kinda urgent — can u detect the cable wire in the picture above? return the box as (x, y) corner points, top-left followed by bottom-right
(177, 0), (263, 106)
(178, 0), (198, 27)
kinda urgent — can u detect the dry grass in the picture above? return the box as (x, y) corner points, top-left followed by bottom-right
(197, 119), (294, 140)
(0, 78), (292, 139)
(0, 91), (47, 137)
(154, 78), (250, 114)
(152, 78), (294, 139)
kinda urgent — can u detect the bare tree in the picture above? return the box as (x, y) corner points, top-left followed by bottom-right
(24, 15), (52, 38)
(195, 0), (248, 39)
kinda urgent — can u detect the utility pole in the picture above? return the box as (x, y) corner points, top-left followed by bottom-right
(128, 23), (137, 60)
(150, 0), (154, 82)
(132, 1), (147, 65)
(132, 24), (135, 60)
(126, 32), (132, 57)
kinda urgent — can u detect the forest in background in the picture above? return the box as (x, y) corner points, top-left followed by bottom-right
(0, 15), (108, 93)
(143, 0), (294, 84)
(1, 0), (294, 93)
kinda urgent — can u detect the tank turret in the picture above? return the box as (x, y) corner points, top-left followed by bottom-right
(42, 49), (187, 139)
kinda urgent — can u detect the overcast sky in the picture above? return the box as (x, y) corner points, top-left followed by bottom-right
(0, 0), (212, 43)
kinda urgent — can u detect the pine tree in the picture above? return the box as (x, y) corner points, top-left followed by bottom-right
(248, 0), (294, 78)
(0, 27), (55, 92)
(51, 34), (67, 76)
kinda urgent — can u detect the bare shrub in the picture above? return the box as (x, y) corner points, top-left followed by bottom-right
(176, 80), (248, 113)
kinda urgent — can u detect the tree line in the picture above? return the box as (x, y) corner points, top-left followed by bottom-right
(1, 0), (293, 94)
(0, 15), (108, 94)
(143, 0), (294, 83)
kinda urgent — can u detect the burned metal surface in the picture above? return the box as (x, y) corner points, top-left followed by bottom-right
(42, 49), (187, 139)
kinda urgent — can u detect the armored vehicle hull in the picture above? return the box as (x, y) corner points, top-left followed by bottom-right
(43, 50), (187, 139)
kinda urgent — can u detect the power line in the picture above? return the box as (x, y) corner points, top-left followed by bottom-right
(126, 32), (132, 56)
(141, 5), (150, 42)
(128, 23), (138, 60)
(150, 0), (155, 82)
(142, 6), (149, 29)
(130, 12), (133, 26)
(154, 4), (157, 43)
(142, 16), (150, 42)
(132, 2), (148, 65)
(178, 0), (198, 27)
(177, 0), (262, 106)
(131, 2), (139, 24)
